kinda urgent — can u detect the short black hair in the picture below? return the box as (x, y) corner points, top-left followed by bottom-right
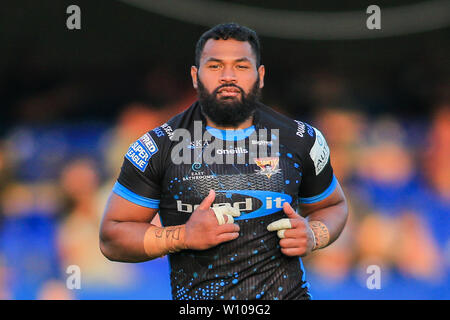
(195, 23), (261, 67)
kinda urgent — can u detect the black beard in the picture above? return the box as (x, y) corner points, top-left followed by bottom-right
(197, 77), (261, 127)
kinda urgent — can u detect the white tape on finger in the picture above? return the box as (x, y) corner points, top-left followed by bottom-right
(213, 207), (226, 225)
(228, 207), (241, 217)
(267, 218), (292, 231)
(277, 229), (286, 239)
(212, 207), (240, 225)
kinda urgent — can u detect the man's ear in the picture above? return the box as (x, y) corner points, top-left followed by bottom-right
(191, 66), (198, 89)
(258, 65), (265, 89)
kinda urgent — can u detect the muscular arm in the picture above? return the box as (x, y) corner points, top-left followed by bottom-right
(99, 190), (240, 263)
(99, 192), (161, 262)
(299, 180), (348, 249)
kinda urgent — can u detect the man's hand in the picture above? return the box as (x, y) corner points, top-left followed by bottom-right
(267, 202), (316, 257)
(184, 189), (240, 250)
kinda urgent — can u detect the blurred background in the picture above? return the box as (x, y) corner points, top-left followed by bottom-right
(0, 0), (449, 299)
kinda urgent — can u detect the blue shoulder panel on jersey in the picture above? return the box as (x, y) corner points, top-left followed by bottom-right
(299, 175), (337, 204)
(112, 182), (160, 209)
(206, 125), (255, 141)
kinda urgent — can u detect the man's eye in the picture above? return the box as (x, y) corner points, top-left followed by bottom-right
(208, 65), (220, 69)
(237, 65), (249, 69)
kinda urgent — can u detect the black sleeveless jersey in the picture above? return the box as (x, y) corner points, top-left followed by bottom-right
(113, 101), (337, 300)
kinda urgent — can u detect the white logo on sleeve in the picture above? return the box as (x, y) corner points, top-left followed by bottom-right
(125, 133), (159, 172)
(309, 127), (330, 175)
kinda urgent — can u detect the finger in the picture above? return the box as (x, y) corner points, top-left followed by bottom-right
(279, 228), (298, 239)
(213, 205), (240, 217)
(283, 202), (301, 219)
(279, 238), (304, 249)
(216, 232), (240, 243)
(198, 189), (216, 210)
(267, 218), (291, 231)
(277, 229), (286, 239)
(213, 207), (226, 225)
(228, 206), (241, 217)
(280, 247), (305, 257)
(225, 214), (233, 224)
(217, 223), (240, 234)
(212, 206), (240, 225)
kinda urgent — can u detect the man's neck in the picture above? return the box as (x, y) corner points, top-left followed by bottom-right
(205, 116), (254, 130)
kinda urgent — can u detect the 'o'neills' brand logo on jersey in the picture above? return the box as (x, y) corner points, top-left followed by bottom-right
(216, 147), (248, 155)
(176, 190), (292, 220)
(254, 157), (281, 178)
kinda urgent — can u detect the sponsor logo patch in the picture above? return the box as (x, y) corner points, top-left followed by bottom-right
(187, 139), (210, 149)
(176, 190), (292, 220)
(306, 123), (314, 137)
(216, 147), (248, 155)
(251, 140), (273, 146)
(294, 120), (306, 137)
(254, 157), (281, 178)
(153, 127), (165, 137)
(125, 133), (158, 172)
(309, 127), (330, 175)
(161, 123), (174, 140)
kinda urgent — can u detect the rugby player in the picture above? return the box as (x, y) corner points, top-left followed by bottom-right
(99, 23), (348, 300)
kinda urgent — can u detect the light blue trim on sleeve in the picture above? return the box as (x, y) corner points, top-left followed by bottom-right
(112, 182), (160, 209)
(299, 175), (337, 204)
(299, 258), (313, 299)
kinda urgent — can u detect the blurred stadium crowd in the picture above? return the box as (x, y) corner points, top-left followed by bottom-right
(0, 69), (449, 300)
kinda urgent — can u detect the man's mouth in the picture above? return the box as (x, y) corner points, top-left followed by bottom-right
(217, 87), (241, 97)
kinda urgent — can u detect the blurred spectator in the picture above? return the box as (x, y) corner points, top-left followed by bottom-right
(415, 103), (450, 279)
(57, 158), (134, 289)
(355, 116), (418, 216)
(0, 183), (62, 299)
(303, 107), (367, 283)
(36, 279), (74, 300)
(0, 256), (11, 299)
(395, 212), (443, 282)
(315, 107), (367, 184)
(101, 102), (167, 181)
(353, 116), (445, 282)
(422, 103), (450, 201)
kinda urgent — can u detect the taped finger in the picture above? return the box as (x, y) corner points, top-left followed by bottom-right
(277, 229), (286, 239)
(225, 214), (234, 224)
(213, 206), (241, 226)
(228, 206), (241, 217)
(267, 218), (292, 231)
(212, 207), (226, 225)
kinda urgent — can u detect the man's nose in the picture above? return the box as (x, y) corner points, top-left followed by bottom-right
(219, 66), (237, 83)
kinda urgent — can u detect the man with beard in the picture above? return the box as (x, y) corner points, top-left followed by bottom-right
(100, 23), (348, 300)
